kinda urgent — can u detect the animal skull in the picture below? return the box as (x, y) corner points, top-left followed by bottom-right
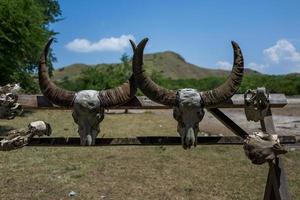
(243, 132), (287, 165)
(173, 89), (204, 149)
(28, 120), (52, 137)
(38, 39), (136, 145)
(72, 90), (104, 145)
(131, 38), (244, 149)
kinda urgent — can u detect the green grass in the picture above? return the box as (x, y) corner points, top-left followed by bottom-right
(0, 110), (299, 200)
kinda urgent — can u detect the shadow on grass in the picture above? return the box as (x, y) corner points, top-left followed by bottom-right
(0, 125), (14, 136)
(19, 109), (35, 117)
(105, 110), (153, 115)
(106, 112), (138, 115)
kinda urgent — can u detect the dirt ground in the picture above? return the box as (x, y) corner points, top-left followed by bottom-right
(204, 104), (300, 137)
(122, 103), (300, 137)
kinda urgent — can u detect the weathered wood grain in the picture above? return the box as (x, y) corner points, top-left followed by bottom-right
(17, 94), (288, 109)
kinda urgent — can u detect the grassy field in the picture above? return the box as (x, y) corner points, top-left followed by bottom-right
(0, 110), (299, 200)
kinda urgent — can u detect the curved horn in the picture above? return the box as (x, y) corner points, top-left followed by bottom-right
(130, 38), (176, 106)
(97, 41), (137, 107)
(97, 75), (137, 107)
(39, 39), (75, 107)
(200, 41), (244, 106)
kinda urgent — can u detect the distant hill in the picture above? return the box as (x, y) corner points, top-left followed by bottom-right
(53, 51), (260, 81)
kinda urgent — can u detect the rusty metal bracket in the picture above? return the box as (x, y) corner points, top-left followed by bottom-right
(244, 87), (270, 122)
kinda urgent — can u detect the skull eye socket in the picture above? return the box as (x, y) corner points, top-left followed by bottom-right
(179, 121), (185, 128)
(72, 111), (79, 123)
(197, 111), (202, 116)
(193, 124), (199, 131)
(97, 113), (105, 122)
(173, 107), (182, 121)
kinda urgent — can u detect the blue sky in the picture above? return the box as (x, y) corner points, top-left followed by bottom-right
(50, 0), (300, 74)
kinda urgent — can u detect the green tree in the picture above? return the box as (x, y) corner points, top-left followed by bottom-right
(120, 53), (131, 77)
(0, 0), (61, 92)
(58, 66), (300, 95)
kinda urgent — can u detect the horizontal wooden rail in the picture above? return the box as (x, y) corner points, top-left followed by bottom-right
(0, 135), (296, 146)
(17, 94), (287, 109)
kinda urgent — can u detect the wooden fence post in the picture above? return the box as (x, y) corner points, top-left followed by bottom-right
(262, 109), (291, 200)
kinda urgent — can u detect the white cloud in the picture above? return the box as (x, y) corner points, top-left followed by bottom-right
(216, 61), (266, 72)
(65, 35), (135, 53)
(216, 61), (232, 70)
(263, 39), (300, 65)
(217, 39), (300, 74)
(248, 62), (266, 71)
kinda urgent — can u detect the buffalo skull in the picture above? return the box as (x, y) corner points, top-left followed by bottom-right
(130, 38), (244, 149)
(39, 39), (137, 145)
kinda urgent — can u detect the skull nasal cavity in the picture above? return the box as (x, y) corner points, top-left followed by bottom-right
(88, 102), (95, 107)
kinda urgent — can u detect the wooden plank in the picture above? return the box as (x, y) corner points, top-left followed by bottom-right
(264, 158), (291, 200)
(262, 108), (291, 200)
(208, 108), (249, 139)
(17, 94), (287, 109)
(0, 136), (296, 146)
(260, 109), (276, 135)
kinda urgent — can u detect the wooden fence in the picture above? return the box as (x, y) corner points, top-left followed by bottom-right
(5, 93), (297, 199)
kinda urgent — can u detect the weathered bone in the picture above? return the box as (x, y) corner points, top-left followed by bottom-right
(38, 39), (136, 145)
(131, 38), (244, 149)
(72, 90), (104, 145)
(0, 83), (21, 94)
(0, 121), (51, 151)
(200, 41), (244, 106)
(130, 38), (176, 106)
(173, 89), (204, 149)
(0, 83), (23, 119)
(243, 132), (287, 165)
(28, 120), (52, 137)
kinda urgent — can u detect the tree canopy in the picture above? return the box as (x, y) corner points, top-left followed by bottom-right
(0, 0), (61, 92)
